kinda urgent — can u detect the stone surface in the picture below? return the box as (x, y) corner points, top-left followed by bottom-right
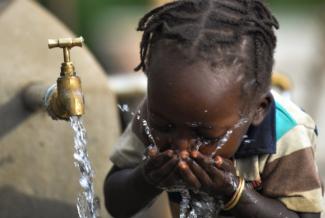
(0, 1), (121, 217)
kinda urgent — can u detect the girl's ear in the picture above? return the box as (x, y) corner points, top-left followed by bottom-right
(251, 93), (272, 126)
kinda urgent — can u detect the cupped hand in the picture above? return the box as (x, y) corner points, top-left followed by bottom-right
(141, 146), (180, 188)
(178, 151), (239, 201)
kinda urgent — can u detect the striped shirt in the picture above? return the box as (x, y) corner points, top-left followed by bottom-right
(235, 91), (323, 213)
(110, 91), (324, 213)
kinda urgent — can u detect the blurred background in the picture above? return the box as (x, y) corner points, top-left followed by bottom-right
(0, 0), (324, 217)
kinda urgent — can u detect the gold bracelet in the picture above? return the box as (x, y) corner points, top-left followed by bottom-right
(223, 177), (245, 211)
(223, 178), (241, 209)
(223, 177), (243, 209)
(226, 178), (245, 210)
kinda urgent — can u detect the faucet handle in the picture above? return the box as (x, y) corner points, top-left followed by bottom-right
(48, 37), (84, 49)
(48, 36), (84, 74)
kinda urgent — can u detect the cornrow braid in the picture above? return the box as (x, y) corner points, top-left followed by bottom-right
(135, 0), (279, 93)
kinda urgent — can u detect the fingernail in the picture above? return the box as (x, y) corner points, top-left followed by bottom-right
(191, 151), (198, 159)
(166, 150), (174, 157)
(180, 150), (189, 160)
(148, 149), (157, 157)
(178, 161), (188, 170)
(215, 156), (223, 167)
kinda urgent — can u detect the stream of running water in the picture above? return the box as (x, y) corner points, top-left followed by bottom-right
(70, 116), (98, 218)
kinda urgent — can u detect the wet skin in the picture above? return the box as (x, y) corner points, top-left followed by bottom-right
(135, 45), (266, 193)
(104, 46), (320, 218)
(146, 47), (251, 157)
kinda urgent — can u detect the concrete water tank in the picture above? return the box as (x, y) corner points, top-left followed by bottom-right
(0, 0), (120, 217)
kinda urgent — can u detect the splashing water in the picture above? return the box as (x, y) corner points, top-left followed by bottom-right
(136, 110), (141, 120)
(242, 134), (255, 145)
(70, 116), (98, 218)
(117, 103), (238, 218)
(141, 118), (159, 161)
(177, 118), (248, 217)
(142, 119), (157, 147)
(179, 118), (249, 217)
(194, 139), (203, 151)
(243, 138), (255, 144)
(209, 118), (249, 157)
(117, 104), (141, 119)
(117, 104), (130, 112)
(180, 190), (191, 218)
(140, 117), (224, 218)
(187, 192), (223, 218)
(157, 181), (222, 218)
(177, 188), (223, 218)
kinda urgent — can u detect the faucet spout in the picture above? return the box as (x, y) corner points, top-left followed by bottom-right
(44, 74), (84, 120)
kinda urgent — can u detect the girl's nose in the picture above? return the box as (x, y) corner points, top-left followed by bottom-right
(171, 138), (188, 151)
(170, 131), (195, 151)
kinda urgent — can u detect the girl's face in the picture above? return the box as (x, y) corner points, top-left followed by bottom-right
(145, 47), (254, 158)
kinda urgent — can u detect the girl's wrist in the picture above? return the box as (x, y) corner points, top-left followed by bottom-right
(220, 173), (241, 203)
(132, 164), (163, 196)
(223, 177), (245, 211)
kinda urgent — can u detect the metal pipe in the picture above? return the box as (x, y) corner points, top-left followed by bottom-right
(22, 82), (49, 112)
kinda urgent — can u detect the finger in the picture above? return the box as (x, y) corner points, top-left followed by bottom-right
(150, 155), (178, 182)
(191, 151), (222, 179)
(179, 150), (190, 160)
(146, 149), (174, 170)
(191, 151), (214, 171)
(147, 145), (158, 157)
(158, 165), (180, 188)
(178, 160), (201, 190)
(214, 156), (236, 174)
(214, 155), (223, 168)
(187, 158), (212, 187)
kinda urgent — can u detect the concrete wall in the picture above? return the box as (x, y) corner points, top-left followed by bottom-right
(0, 1), (121, 217)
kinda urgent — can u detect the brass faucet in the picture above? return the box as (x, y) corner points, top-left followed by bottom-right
(44, 37), (85, 120)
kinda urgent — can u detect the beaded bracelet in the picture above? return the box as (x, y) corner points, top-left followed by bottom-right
(223, 177), (245, 211)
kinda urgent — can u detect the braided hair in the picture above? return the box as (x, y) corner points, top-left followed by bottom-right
(135, 0), (279, 94)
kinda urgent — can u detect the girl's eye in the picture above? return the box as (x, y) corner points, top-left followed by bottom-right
(153, 123), (174, 132)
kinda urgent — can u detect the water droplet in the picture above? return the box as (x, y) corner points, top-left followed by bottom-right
(187, 122), (202, 128)
(141, 119), (157, 148)
(117, 104), (129, 112)
(80, 177), (89, 189)
(243, 139), (254, 144)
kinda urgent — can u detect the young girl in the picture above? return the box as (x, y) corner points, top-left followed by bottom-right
(104, 0), (323, 217)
